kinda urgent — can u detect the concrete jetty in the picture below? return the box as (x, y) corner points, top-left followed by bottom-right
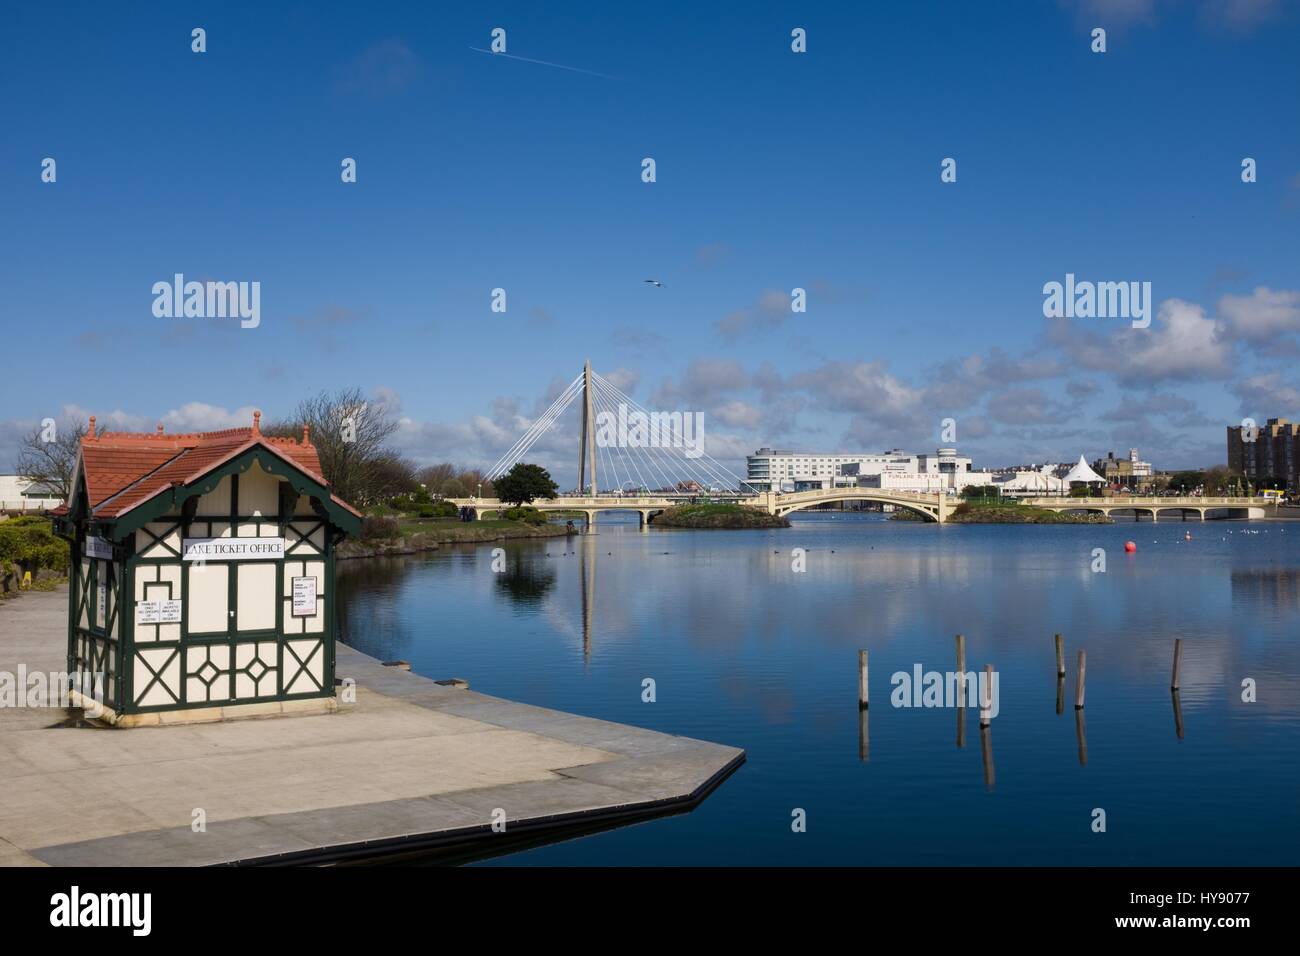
(0, 589), (743, 866)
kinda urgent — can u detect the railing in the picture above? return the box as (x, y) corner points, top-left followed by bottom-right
(1024, 496), (1274, 506)
(1, 499), (62, 513)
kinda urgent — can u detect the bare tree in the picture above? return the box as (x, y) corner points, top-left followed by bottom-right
(266, 388), (401, 507)
(456, 468), (494, 498)
(416, 462), (457, 492)
(15, 417), (88, 501)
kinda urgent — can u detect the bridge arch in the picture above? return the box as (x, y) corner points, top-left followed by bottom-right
(772, 491), (944, 523)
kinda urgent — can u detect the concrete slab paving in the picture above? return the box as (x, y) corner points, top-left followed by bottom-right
(1, 587), (743, 865)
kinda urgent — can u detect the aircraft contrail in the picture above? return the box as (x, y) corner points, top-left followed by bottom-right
(469, 47), (620, 81)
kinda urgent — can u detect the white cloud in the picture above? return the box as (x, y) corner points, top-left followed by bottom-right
(1218, 287), (1300, 341)
(1050, 298), (1234, 386)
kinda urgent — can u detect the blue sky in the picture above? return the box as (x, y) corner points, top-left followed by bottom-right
(2, 0), (1298, 479)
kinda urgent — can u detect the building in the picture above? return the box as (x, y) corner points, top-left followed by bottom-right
(850, 447), (976, 494)
(1093, 448), (1155, 491)
(991, 467), (1067, 496)
(747, 447), (919, 491)
(50, 412), (361, 726)
(0, 475), (64, 512)
(1062, 454), (1106, 488)
(1228, 418), (1299, 491)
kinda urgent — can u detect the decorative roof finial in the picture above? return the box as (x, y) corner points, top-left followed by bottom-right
(302, 422), (311, 446)
(88, 416), (96, 439)
(156, 423), (164, 435)
(252, 410), (262, 436)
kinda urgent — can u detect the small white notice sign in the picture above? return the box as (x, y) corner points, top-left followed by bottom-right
(136, 600), (183, 625)
(291, 576), (317, 617)
(182, 537), (285, 561)
(86, 536), (114, 560)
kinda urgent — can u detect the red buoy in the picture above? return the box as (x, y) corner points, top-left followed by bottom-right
(1124, 540), (1137, 553)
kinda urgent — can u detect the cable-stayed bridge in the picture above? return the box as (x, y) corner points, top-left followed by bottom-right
(448, 364), (1284, 527)
(449, 361), (958, 524)
(483, 360), (747, 497)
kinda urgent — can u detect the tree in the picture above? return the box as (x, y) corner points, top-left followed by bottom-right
(457, 468), (493, 499)
(1202, 465), (1236, 496)
(15, 417), (88, 502)
(367, 453), (419, 502)
(440, 478), (467, 498)
(416, 463), (457, 493)
(494, 463), (558, 507)
(265, 388), (400, 507)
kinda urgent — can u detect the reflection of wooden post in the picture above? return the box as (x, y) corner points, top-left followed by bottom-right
(858, 706), (869, 762)
(979, 664), (993, 727)
(1075, 707), (1088, 766)
(858, 650), (868, 709)
(1171, 639), (1183, 691)
(1171, 689), (1185, 740)
(1055, 633), (1065, 676)
(980, 724), (995, 789)
(1075, 650), (1087, 709)
(955, 634), (967, 747)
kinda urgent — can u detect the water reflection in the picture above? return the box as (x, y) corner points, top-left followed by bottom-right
(336, 513), (1300, 866)
(1231, 567), (1300, 608)
(494, 552), (557, 606)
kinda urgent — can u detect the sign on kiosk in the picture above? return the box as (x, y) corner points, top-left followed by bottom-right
(292, 576), (317, 617)
(182, 538), (285, 561)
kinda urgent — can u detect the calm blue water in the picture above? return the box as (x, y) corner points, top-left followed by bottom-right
(336, 513), (1300, 865)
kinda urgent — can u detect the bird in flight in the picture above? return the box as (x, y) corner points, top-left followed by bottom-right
(644, 279), (663, 288)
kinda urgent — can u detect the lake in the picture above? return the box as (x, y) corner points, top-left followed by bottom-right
(336, 512), (1300, 865)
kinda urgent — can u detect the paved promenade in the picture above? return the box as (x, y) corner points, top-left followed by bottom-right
(0, 589), (742, 866)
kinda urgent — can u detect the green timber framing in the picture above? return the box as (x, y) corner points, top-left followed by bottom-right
(52, 446), (361, 717)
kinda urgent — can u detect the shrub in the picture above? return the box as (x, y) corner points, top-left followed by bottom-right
(430, 499), (459, 518)
(0, 516), (68, 593)
(360, 515), (401, 541)
(502, 506), (548, 525)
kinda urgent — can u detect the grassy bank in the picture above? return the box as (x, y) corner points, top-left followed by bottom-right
(339, 518), (569, 560)
(947, 501), (1112, 524)
(652, 503), (791, 529)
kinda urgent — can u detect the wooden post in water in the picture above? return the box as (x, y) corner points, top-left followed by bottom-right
(979, 664), (994, 727)
(1055, 633), (1065, 676)
(858, 650), (868, 709)
(1170, 639), (1184, 691)
(1055, 673), (1065, 716)
(1075, 649), (1087, 710)
(858, 706), (870, 762)
(956, 634), (966, 682)
(1171, 689), (1185, 741)
(980, 724), (995, 789)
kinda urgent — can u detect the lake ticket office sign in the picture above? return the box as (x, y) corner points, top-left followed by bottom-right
(181, 537), (286, 561)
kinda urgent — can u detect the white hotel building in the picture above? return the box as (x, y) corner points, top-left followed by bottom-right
(746, 447), (974, 493)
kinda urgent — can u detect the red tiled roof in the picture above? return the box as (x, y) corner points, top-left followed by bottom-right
(73, 414), (361, 521)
